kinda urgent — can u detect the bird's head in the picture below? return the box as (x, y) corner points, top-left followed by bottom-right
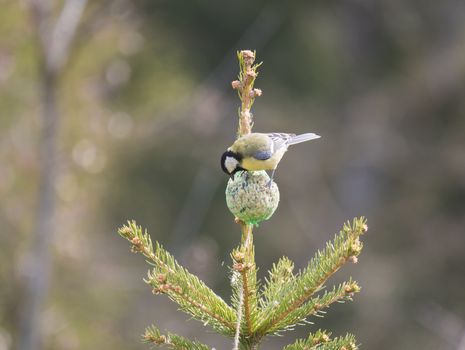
(221, 150), (244, 177)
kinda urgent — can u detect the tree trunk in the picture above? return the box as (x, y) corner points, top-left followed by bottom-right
(17, 70), (58, 350)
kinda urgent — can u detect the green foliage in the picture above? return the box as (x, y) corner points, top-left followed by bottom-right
(143, 325), (211, 350)
(283, 330), (358, 350)
(255, 217), (366, 336)
(260, 256), (295, 308)
(118, 221), (237, 337)
(117, 217), (367, 349)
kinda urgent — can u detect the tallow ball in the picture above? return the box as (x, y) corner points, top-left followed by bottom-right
(225, 171), (280, 225)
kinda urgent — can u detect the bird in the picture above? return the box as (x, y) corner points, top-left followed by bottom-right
(221, 132), (320, 183)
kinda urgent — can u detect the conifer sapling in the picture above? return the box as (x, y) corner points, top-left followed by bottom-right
(116, 50), (368, 350)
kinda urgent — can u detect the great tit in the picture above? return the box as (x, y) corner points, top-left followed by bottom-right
(221, 132), (320, 181)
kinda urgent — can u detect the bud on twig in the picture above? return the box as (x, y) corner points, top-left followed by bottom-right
(232, 251), (245, 263)
(119, 225), (132, 237)
(233, 263), (244, 271)
(245, 69), (256, 84)
(130, 237), (143, 253)
(249, 88), (262, 98)
(231, 80), (241, 90)
(344, 283), (361, 295)
(241, 50), (255, 66)
(313, 332), (330, 344)
(157, 274), (167, 284)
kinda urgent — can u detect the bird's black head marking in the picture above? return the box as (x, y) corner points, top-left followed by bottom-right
(221, 150), (244, 176)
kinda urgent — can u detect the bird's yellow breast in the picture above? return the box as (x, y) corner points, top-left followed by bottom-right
(241, 148), (286, 171)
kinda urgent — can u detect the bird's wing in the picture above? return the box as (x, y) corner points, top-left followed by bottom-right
(253, 149), (273, 160)
(287, 133), (320, 145)
(266, 133), (295, 151)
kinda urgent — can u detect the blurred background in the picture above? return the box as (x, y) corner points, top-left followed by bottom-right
(1, 0), (465, 349)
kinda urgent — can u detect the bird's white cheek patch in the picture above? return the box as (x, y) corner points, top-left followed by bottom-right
(225, 156), (239, 173)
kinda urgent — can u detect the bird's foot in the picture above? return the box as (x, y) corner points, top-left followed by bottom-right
(267, 169), (276, 188)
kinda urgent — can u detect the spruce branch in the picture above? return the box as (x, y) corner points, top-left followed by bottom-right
(282, 330), (358, 350)
(267, 280), (361, 335)
(255, 217), (367, 336)
(143, 325), (211, 350)
(259, 257), (295, 310)
(118, 221), (236, 336)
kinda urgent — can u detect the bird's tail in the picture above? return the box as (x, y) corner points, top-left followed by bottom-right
(288, 133), (321, 145)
